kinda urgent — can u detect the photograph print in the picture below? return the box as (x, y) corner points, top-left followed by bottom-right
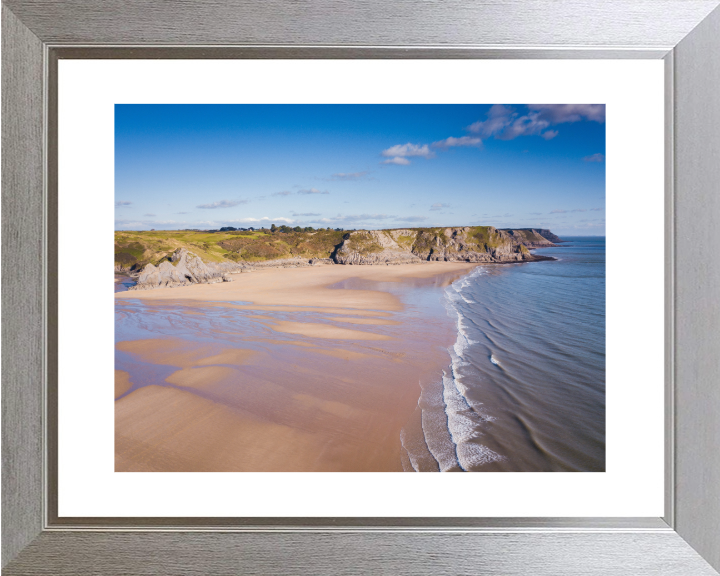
(114, 104), (606, 473)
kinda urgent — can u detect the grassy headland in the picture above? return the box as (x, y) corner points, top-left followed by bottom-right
(115, 225), (553, 272)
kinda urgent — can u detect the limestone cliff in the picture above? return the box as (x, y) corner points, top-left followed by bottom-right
(500, 228), (562, 247)
(333, 230), (423, 265)
(126, 228), (560, 290)
(333, 227), (554, 265)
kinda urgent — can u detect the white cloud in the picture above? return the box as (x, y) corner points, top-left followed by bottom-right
(330, 214), (394, 223)
(197, 199), (248, 209)
(382, 157), (411, 166)
(297, 188), (329, 195)
(467, 104), (605, 141)
(528, 104), (606, 123)
(396, 216), (428, 223)
(430, 203), (450, 211)
(432, 136), (482, 148)
(381, 143), (434, 159)
(583, 153), (605, 162)
(331, 172), (368, 181)
(467, 105), (514, 137)
(226, 216), (294, 224)
(115, 200), (132, 207)
(271, 190), (293, 196)
(143, 213), (156, 217)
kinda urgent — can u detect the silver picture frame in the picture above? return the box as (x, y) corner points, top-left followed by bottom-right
(3, 1), (719, 574)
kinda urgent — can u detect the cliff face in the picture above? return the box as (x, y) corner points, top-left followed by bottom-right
(334, 227), (550, 265)
(126, 228), (560, 290)
(333, 230), (422, 265)
(501, 228), (562, 247)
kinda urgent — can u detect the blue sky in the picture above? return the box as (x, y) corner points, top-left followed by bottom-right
(115, 104), (605, 235)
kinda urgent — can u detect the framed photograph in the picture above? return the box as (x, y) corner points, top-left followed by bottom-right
(3, 1), (719, 574)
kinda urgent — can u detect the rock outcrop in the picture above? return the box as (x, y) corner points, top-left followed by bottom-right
(333, 226), (555, 265)
(125, 228), (560, 290)
(129, 248), (245, 291)
(500, 228), (561, 247)
(333, 230), (423, 265)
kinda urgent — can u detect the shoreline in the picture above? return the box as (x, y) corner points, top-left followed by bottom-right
(115, 261), (478, 472)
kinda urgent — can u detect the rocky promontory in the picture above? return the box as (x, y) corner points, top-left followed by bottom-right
(333, 227), (555, 265)
(128, 248), (247, 291)
(500, 228), (563, 247)
(123, 226), (560, 291)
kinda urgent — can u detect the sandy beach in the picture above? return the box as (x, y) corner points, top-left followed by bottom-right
(115, 262), (477, 472)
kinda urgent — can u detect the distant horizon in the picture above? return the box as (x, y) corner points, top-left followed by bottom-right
(115, 104), (606, 236)
(117, 225), (605, 238)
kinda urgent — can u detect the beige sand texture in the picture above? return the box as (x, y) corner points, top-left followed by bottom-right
(115, 370), (133, 399)
(115, 262), (474, 309)
(115, 262), (476, 472)
(321, 316), (401, 325)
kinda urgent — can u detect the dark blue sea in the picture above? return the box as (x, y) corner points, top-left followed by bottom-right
(400, 237), (606, 472)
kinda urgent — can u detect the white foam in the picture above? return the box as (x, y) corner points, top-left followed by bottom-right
(437, 267), (506, 470)
(442, 369), (505, 470)
(418, 379), (462, 472)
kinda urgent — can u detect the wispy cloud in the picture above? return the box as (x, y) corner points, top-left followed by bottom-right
(175, 211), (188, 215)
(583, 153), (605, 162)
(467, 104), (554, 141)
(115, 200), (132, 207)
(115, 218), (182, 227)
(329, 213), (395, 223)
(396, 216), (428, 223)
(430, 203), (450, 211)
(271, 190), (293, 197)
(330, 172), (369, 181)
(197, 199), (248, 209)
(382, 143), (434, 158)
(432, 136), (482, 149)
(226, 216), (294, 224)
(550, 209), (567, 214)
(298, 188), (329, 195)
(571, 208), (587, 212)
(291, 212), (322, 217)
(143, 213), (156, 217)
(528, 104), (605, 124)
(381, 142), (434, 165)
(590, 207), (604, 211)
(467, 104), (605, 141)
(382, 156), (411, 166)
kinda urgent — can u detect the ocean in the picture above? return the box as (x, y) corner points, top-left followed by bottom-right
(401, 236), (606, 472)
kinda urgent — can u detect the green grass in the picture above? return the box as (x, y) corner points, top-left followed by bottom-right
(393, 233), (417, 250)
(218, 229), (346, 262)
(345, 231), (383, 255)
(114, 229), (263, 269)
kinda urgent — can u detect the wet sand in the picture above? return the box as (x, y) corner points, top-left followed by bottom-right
(115, 262), (476, 472)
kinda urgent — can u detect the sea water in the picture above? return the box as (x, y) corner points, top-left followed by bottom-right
(401, 237), (606, 472)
